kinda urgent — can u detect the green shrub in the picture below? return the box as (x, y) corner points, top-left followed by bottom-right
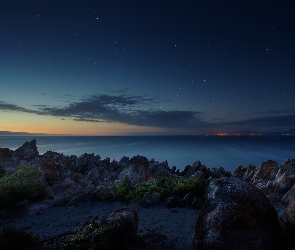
(53, 220), (121, 249)
(0, 227), (44, 250)
(114, 175), (206, 202)
(131, 180), (160, 201)
(0, 165), (46, 209)
(114, 176), (132, 201)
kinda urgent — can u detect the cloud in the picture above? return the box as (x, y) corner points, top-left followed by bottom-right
(37, 94), (205, 129)
(1, 95), (294, 133)
(0, 101), (40, 114)
(218, 114), (295, 131)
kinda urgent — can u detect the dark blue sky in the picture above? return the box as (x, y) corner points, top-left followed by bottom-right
(1, 0), (295, 135)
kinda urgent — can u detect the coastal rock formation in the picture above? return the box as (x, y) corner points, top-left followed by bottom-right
(0, 140), (177, 206)
(117, 155), (171, 186)
(282, 184), (295, 206)
(182, 160), (231, 180)
(233, 159), (295, 205)
(191, 177), (281, 250)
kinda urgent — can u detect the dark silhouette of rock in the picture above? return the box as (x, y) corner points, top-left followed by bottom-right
(233, 159), (295, 205)
(251, 160), (279, 189)
(165, 196), (185, 208)
(182, 160), (231, 179)
(232, 164), (256, 181)
(286, 201), (295, 227)
(139, 193), (161, 208)
(191, 177), (281, 250)
(106, 207), (139, 245)
(183, 193), (204, 209)
(0, 148), (13, 163)
(281, 201), (295, 250)
(117, 155), (171, 186)
(13, 139), (39, 163)
(282, 183), (295, 206)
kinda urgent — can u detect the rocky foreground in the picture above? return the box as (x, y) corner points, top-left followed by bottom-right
(0, 140), (295, 249)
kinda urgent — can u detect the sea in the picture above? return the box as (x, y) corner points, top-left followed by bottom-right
(0, 135), (294, 173)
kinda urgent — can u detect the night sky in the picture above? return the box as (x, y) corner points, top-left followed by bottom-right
(1, 0), (295, 135)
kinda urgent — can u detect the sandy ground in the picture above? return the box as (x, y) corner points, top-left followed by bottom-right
(0, 201), (199, 250)
(0, 200), (287, 250)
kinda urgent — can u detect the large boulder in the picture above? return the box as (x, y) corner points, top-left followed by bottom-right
(191, 177), (281, 250)
(106, 208), (139, 244)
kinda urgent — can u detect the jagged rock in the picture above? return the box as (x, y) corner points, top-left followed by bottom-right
(183, 161), (230, 179)
(191, 177), (281, 250)
(139, 193), (161, 208)
(266, 159), (295, 199)
(232, 164), (257, 181)
(182, 161), (210, 177)
(251, 160), (279, 189)
(282, 183), (295, 205)
(117, 155), (171, 186)
(191, 170), (206, 180)
(13, 139), (39, 162)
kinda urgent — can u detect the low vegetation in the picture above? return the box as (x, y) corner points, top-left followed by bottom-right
(0, 165), (46, 209)
(0, 165), (6, 179)
(114, 175), (206, 202)
(0, 227), (44, 250)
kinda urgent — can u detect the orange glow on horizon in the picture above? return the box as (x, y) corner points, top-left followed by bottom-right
(0, 111), (165, 135)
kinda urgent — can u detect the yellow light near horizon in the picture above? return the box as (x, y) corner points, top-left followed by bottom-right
(0, 111), (163, 135)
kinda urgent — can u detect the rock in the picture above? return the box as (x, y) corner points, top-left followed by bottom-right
(182, 161), (210, 177)
(190, 197), (204, 210)
(182, 161), (231, 179)
(139, 193), (161, 208)
(165, 196), (185, 208)
(0, 148), (13, 163)
(191, 177), (281, 250)
(106, 207), (139, 244)
(251, 160), (279, 189)
(271, 159), (295, 195)
(44, 207), (139, 249)
(232, 164), (256, 181)
(13, 139), (39, 162)
(117, 155), (171, 186)
(285, 201), (295, 227)
(282, 183), (295, 205)
(94, 187), (114, 201)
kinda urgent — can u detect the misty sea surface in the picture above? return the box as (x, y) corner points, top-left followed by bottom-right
(0, 136), (294, 173)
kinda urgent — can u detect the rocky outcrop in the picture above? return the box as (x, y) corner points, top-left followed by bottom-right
(182, 160), (231, 179)
(233, 159), (295, 205)
(0, 140), (181, 206)
(191, 177), (281, 250)
(117, 155), (171, 186)
(232, 164), (257, 181)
